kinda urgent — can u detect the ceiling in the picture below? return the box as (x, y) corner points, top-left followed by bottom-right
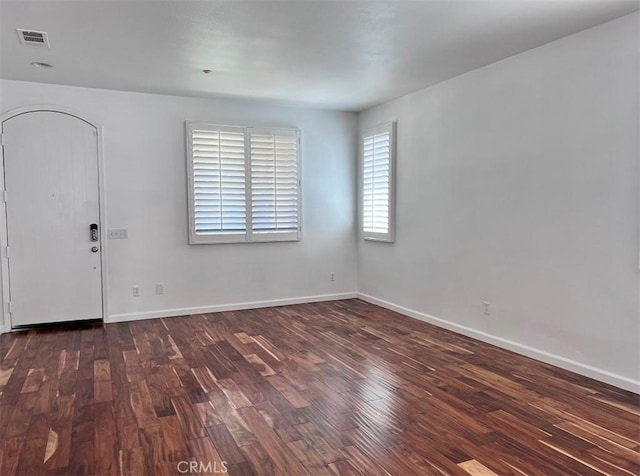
(1, 0), (638, 111)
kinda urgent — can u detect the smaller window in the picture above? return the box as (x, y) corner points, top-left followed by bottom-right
(362, 122), (396, 242)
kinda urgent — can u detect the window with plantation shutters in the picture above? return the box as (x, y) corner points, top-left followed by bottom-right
(250, 128), (300, 241)
(186, 122), (301, 244)
(362, 122), (396, 242)
(188, 123), (247, 243)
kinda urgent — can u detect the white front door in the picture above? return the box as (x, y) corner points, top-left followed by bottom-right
(2, 111), (103, 327)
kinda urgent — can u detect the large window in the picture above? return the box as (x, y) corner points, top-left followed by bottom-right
(187, 122), (301, 244)
(362, 122), (396, 242)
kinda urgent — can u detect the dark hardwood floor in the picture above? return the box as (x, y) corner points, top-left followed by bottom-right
(0, 299), (638, 475)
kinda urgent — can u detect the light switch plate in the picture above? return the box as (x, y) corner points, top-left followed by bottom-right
(108, 229), (128, 239)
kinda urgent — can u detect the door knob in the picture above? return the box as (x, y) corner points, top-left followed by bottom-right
(91, 246), (99, 253)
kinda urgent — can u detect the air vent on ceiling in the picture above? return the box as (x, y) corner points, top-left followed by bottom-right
(16, 29), (50, 48)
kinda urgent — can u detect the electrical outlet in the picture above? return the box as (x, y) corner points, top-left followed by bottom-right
(483, 301), (491, 315)
(132, 286), (140, 297)
(156, 283), (164, 295)
(329, 272), (335, 282)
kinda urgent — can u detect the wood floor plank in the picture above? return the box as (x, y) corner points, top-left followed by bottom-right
(171, 395), (206, 439)
(241, 442), (281, 476)
(119, 446), (145, 476)
(0, 437), (23, 476)
(459, 459), (499, 475)
(0, 299), (637, 475)
(204, 423), (247, 465)
(237, 405), (310, 475)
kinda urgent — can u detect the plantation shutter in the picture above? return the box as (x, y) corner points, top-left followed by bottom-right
(188, 123), (248, 243)
(249, 128), (300, 241)
(362, 123), (395, 242)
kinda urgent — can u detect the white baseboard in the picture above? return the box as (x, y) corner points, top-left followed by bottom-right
(358, 293), (640, 394)
(108, 292), (358, 323)
(0, 324), (4, 335)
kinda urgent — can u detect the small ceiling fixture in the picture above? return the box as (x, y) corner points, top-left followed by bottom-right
(202, 69), (212, 74)
(31, 62), (52, 69)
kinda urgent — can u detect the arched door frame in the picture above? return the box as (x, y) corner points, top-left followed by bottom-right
(0, 105), (108, 332)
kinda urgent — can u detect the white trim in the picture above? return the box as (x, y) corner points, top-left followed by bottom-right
(0, 126), (10, 333)
(96, 125), (110, 325)
(358, 292), (640, 394)
(244, 126), (253, 241)
(107, 292), (358, 323)
(0, 105), (108, 329)
(0, 324), (4, 335)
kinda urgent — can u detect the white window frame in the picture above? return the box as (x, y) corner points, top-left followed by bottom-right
(186, 122), (302, 244)
(361, 122), (396, 243)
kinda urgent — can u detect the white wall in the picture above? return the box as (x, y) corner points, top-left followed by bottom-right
(0, 81), (358, 322)
(358, 13), (639, 390)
